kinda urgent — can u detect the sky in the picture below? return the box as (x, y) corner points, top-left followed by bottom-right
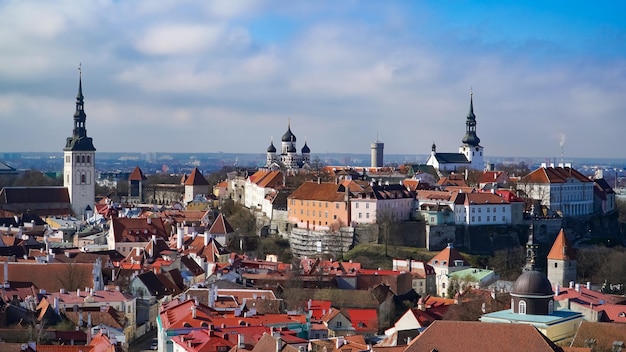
(1, 1), (625, 160)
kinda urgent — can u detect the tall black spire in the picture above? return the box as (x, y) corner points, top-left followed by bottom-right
(64, 65), (96, 151)
(523, 222), (539, 272)
(461, 90), (481, 147)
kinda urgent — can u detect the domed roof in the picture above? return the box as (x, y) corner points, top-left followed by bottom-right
(282, 125), (296, 142)
(301, 142), (310, 153)
(512, 270), (553, 296)
(267, 141), (276, 153)
(287, 144), (296, 153)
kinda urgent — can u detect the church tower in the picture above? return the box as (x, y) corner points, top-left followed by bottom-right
(63, 67), (96, 218)
(459, 91), (484, 170)
(547, 228), (577, 288)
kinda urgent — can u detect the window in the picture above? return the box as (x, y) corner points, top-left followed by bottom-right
(502, 216), (505, 221)
(554, 262), (558, 268)
(336, 204), (339, 209)
(366, 213), (369, 219)
(86, 155), (90, 164)
(337, 321), (342, 327)
(356, 203), (359, 209)
(366, 203), (369, 209)
(478, 216), (481, 221)
(486, 216), (490, 221)
(81, 174), (86, 184)
(493, 207), (496, 212)
(487, 207), (490, 213)
(518, 300), (526, 314)
(472, 208), (475, 213)
(358, 213), (362, 218)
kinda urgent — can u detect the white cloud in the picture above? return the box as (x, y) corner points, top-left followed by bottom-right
(134, 23), (225, 56)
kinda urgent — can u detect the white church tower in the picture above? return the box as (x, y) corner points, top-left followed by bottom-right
(63, 67), (96, 218)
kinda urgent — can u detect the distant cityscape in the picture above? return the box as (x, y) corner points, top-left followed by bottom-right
(3, 151), (625, 177)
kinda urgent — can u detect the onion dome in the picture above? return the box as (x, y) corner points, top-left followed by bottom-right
(301, 141), (310, 154)
(282, 124), (296, 142)
(267, 141), (276, 153)
(512, 271), (554, 296)
(287, 143), (296, 153)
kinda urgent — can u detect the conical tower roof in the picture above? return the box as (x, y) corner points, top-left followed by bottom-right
(184, 168), (209, 186)
(128, 166), (147, 181)
(547, 228), (576, 260)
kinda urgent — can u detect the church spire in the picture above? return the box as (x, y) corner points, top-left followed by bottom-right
(64, 64), (95, 152)
(523, 222), (539, 272)
(461, 89), (481, 147)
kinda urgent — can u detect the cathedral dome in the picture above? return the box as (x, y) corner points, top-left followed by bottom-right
(267, 141), (276, 153)
(282, 125), (296, 142)
(301, 142), (310, 154)
(287, 144), (296, 153)
(512, 270), (554, 296)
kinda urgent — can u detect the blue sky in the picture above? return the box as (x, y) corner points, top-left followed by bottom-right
(0, 1), (625, 160)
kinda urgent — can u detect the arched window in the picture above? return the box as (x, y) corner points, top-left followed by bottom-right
(518, 300), (527, 315)
(81, 155), (85, 163)
(86, 155), (90, 164)
(81, 174), (86, 184)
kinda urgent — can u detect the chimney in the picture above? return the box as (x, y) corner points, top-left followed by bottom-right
(555, 283), (560, 296)
(147, 217), (151, 224)
(586, 282), (591, 290)
(77, 288), (81, 297)
(569, 281), (575, 289)
(204, 231), (209, 246)
(238, 334), (245, 349)
(3, 260), (9, 289)
(151, 234), (156, 244)
(54, 297), (59, 315)
(191, 305), (196, 319)
(575, 283), (581, 293)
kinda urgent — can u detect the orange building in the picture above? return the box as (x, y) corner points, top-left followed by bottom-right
(287, 181), (352, 231)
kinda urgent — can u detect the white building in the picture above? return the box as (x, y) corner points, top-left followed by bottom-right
(350, 183), (414, 224)
(428, 243), (471, 297)
(517, 165), (595, 217)
(453, 191), (512, 226)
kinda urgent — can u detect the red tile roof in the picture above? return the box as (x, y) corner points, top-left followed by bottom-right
(0, 262), (95, 293)
(428, 244), (469, 268)
(346, 308), (378, 333)
(128, 166), (147, 181)
(185, 168), (209, 186)
(405, 320), (564, 352)
(110, 217), (169, 243)
(208, 213), (234, 235)
(521, 167), (593, 184)
(547, 228), (576, 260)
(287, 182), (347, 202)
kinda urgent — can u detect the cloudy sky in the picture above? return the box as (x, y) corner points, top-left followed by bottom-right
(1, 1), (625, 160)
